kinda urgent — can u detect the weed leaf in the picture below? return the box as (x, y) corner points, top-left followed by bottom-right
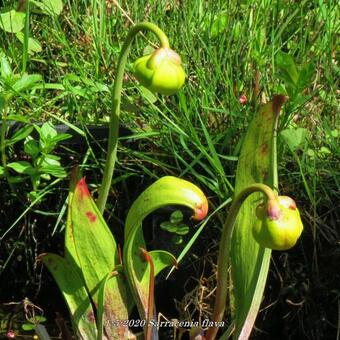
(12, 74), (42, 93)
(7, 161), (35, 175)
(31, 0), (64, 16)
(16, 32), (42, 54)
(0, 10), (26, 33)
(6, 125), (34, 146)
(280, 128), (308, 152)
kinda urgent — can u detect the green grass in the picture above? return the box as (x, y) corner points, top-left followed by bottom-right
(0, 0), (339, 338)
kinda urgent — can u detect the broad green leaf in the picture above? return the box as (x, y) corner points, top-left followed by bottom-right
(297, 62), (314, 92)
(139, 85), (157, 103)
(7, 161), (35, 175)
(12, 74), (42, 92)
(0, 10), (26, 33)
(276, 51), (299, 84)
(16, 32), (42, 54)
(149, 250), (177, 276)
(210, 14), (228, 38)
(6, 125), (34, 146)
(6, 114), (30, 123)
(24, 138), (40, 158)
(27, 316), (47, 323)
(124, 176), (208, 323)
(40, 253), (97, 339)
(0, 165), (4, 176)
(40, 121), (58, 140)
(37, 122), (64, 152)
(70, 178), (130, 339)
(276, 51), (299, 96)
(22, 323), (35, 331)
(231, 95), (286, 339)
(70, 177), (118, 292)
(49, 133), (72, 144)
(0, 94), (6, 111)
(280, 128), (308, 152)
(160, 221), (178, 232)
(170, 210), (183, 224)
(175, 224), (189, 235)
(32, 0), (64, 16)
(1, 54), (13, 79)
(40, 164), (67, 178)
(42, 154), (60, 161)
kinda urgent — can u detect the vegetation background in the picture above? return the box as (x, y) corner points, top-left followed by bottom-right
(0, 0), (338, 339)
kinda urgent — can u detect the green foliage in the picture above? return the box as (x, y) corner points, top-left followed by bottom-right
(15, 32), (42, 54)
(21, 316), (46, 331)
(280, 127), (309, 152)
(31, 0), (64, 16)
(5, 122), (70, 194)
(0, 53), (43, 96)
(123, 176), (208, 328)
(0, 1), (337, 339)
(230, 97), (282, 339)
(43, 175), (207, 338)
(160, 210), (190, 244)
(276, 51), (315, 97)
(41, 253), (98, 339)
(0, 10), (26, 33)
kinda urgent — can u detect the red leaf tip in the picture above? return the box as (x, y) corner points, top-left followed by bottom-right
(193, 198), (209, 221)
(77, 177), (91, 199)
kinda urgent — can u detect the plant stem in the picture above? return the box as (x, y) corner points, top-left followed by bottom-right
(205, 183), (277, 340)
(0, 104), (14, 190)
(0, 106), (8, 170)
(35, 324), (52, 340)
(140, 248), (156, 340)
(96, 22), (169, 214)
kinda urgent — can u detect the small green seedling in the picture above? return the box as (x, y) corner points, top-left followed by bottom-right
(22, 315), (46, 331)
(0, 54), (70, 199)
(160, 210), (190, 244)
(0, 52), (44, 193)
(3, 121), (70, 200)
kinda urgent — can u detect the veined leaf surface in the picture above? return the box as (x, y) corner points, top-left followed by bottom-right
(40, 253), (97, 340)
(70, 178), (130, 339)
